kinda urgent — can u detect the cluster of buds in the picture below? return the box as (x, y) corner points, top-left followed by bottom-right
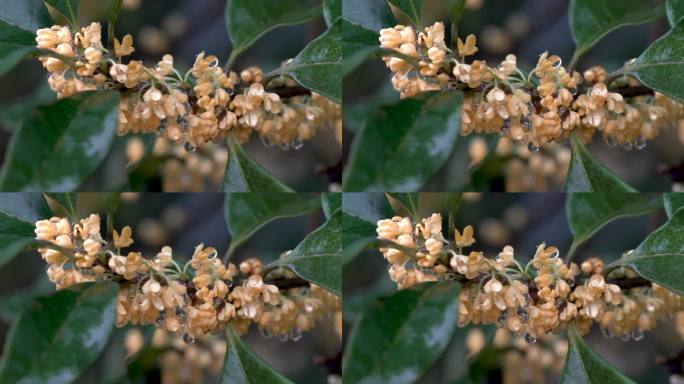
(34, 214), (340, 342)
(376, 213), (684, 342)
(35, 23), (340, 151)
(379, 22), (684, 150)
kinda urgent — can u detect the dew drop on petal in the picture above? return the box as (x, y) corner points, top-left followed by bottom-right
(527, 142), (540, 153)
(524, 333), (537, 344)
(182, 333), (196, 344)
(184, 142), (196, 152)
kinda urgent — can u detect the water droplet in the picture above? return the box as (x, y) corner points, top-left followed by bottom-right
(620, 333), (631, 342)
(569, 88), (578, 96)
(527, 142), (540, 153)
(622, 142), (633, 151)
(280, 142), (291, 151)
(182, 333), (196, 344)
(623, 249), (634, 258)
(550, 249), (560, 259)
(184, 142), (196, 152)
(292, 138), (304, 150)
(635, 137), (647, 150)
(521, 116), (531, 132)
(601, 328), (614, 338)
(606, 136), (616, 147)
(553, 58), (563, 67)
(500, 119), (510, 136)
(290, 329), (302, 341)
(632, 328), (644, 341)
(524, 333), (537, 344)
(497, 313), (507, 326)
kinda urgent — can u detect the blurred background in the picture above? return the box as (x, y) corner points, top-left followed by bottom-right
(343, 0), (684, 192)
(0, 193), (340, 383)
(343, 193), (682, 383)
(0, 0), (341, 192)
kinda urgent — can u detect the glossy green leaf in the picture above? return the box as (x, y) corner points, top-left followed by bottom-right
(0, 84), (56, 132)
(222, 136), (293, 192)
(267, 209), (341, 294)
(565, 134), (637, 192)
(0, 193), (51, 222)
(0, 282), (118, 384)
(106, 0), (123, 25)
(322, 192), (342, 219)
(342, 209), (377, 264)
(224, 192), (319, 255)
(664, 192), (684, 218)
(342, 192), (392, 223)
(667, 0), (684, 26)
(225, 0), (321, 65)
(344, 91), (463, 192)
(44, 0), (80, 25)
(43, 192), (78, 219)
(0, 91), (120, 192)
(560, 326), (635, 383)
(342, 18), (381, 75)
(569, 0), (664, 58)
(0, 4), (47, 79)
(386, 192), (420, 219)
(273, 19), (341, 103)
(323, 0), (341, 26)
(0, 211), (36, 267)
(387, 0), (423, 27)
(342, 282), (460, 384)
(0, 0), (51, 32)
(220, 327), (293, 384)
(629, 18), (684, 104)
(617, 207), (684, 295)
(343, 0), (396, 31)
(566, 193), (662, 258)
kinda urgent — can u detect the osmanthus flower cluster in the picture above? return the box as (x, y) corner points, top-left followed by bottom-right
(379, 22), (684, 151)
(33, 214), (340, 343)
(35, 23), (340, 151)
(376, 213), (684, 343)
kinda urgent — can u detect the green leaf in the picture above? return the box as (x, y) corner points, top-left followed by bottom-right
(565, 134), (637, 192)
(341, 18), (381, 75)
(224, 193), (320, 256)
(343, 0), (396, 31)
(342, 282), (460, 384)
(322, 192), (342, 219)
(387, 0), (423, 27)
(0, 91), (120, 191)
(569, 0), (664, 59)
(667, 0), (684, 26)
(267, 209), (341, 294)
(222, 136), (293, 192)
(0, 282), (118, 384)
(106, 0), (123, 25)
(386, 192), (420, 219)
(0, 193), (53, 267)
(0, 0), (51, 32)
(628, 18), (684, 104)
(341, 209), (377, 264)
(342, 192), (392, 223)
(43, 0), (80, 25)
(43, 192), (78, 219)
(565, 193), (662, 258)
(664, 192), (684, 218)
(0, 84), (56, 132)
(220, 327), (293, 384)
(344, 91), (463, 192)
(323, 0), (341, 26)
(225, 0), (321, 66)
(561, 325), (635, 383)
(273, 19), (341, 103)
(617, 207), (684, 295)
